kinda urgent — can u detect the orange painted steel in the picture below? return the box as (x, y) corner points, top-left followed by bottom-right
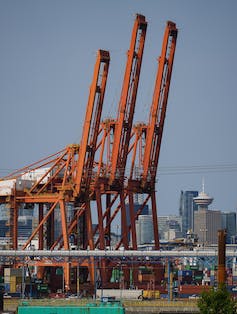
(0, 16), (178, 292)
(1, 49), (110, 291)
(91, 14), (147, 263)
(110, 14), (147, 186)
(127, 21), (178, 250)
(142, 21), (178, 187)
(75, 50), (110, 197)
(73, 50), (110, 284)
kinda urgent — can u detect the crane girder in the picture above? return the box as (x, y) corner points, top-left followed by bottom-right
(141, 21), (178, 188)
(75, 50), (110, 198)
(110, 14), (147, 186)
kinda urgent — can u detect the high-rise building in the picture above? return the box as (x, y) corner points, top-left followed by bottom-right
(135, 215), (154, 245)
(179, 191), (198, 235)
(221, 212), (237, 244)
(194, 209), (221, 245)
(158, 215), (182, 240)
(193, 187), (221, 245)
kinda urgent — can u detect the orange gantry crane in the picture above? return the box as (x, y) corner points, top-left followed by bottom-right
(0, 48), (110, 291)
(86, 18), (177, 286)
(128, 21), (178, 250)
(90, 14), (147, 284)
(93, 14), (147, 255)
(109, 14), (147, 187)
(0, 15), (178, 293)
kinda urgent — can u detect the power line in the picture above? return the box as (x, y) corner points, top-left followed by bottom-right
(158, 163), (237, 176)
(1, 162), (237, 178)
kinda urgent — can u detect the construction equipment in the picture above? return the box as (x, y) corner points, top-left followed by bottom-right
(127, 21), (178, 250)
(0, 14), (178, 293)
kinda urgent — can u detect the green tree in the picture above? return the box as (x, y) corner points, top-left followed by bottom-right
(198, 284), (237, 314)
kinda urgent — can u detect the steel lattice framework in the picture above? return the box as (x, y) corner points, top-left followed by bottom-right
(0, 14), (178, 292)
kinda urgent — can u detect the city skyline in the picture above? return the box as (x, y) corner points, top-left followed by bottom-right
(0, 1), (236, 216)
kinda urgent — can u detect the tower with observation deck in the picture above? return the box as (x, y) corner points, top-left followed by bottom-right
(193, 180), (221, 245)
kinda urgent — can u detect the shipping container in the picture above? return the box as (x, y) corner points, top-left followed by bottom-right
(142, 290), (160, 300)
(4, 267), (22, 277)
(96, 289), (142, 299)
(10, 280), (16, 293)
(0, 179), (35, 196)
(21, 168), (51, 184)
(4, 283), (10, 292)
(190, 265), (199, 270)
(0, 179), (15, 196)
(18, 303), (125, 314)
(178, 270), (192, 277)
(179, 284), (210, 295)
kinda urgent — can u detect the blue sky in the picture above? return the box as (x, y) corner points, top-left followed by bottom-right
(0, 0), (236, 215)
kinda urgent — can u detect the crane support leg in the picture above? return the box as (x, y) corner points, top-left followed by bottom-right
(59, 198), (69, 250)
(151, 191), (159, 249)
(105, 194), (111, 247)
(120, 191), (129, 250)
(86, 202), (94, 250)
(63, 262), (70, 292)
(38, 203), (44, 249)
(96, 190), (105, 249)
(128, 192), (137, 250)
(13, 194), (18, 250)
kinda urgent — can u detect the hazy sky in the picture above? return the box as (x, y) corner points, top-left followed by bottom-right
(0, 0), (236, 216)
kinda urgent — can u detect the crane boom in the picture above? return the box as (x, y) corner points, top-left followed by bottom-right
(142, 21), (177, 187)
(75, 50), (110, 197)
(110, 14), (147, 186)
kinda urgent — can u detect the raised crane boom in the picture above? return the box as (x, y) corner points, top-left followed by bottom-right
(75, 50), (110, 197)
(142, 21), (177, 188)
(110, 14), (147, 186)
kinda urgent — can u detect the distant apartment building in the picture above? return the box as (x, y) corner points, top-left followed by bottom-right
(179, 191), (198, 235)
